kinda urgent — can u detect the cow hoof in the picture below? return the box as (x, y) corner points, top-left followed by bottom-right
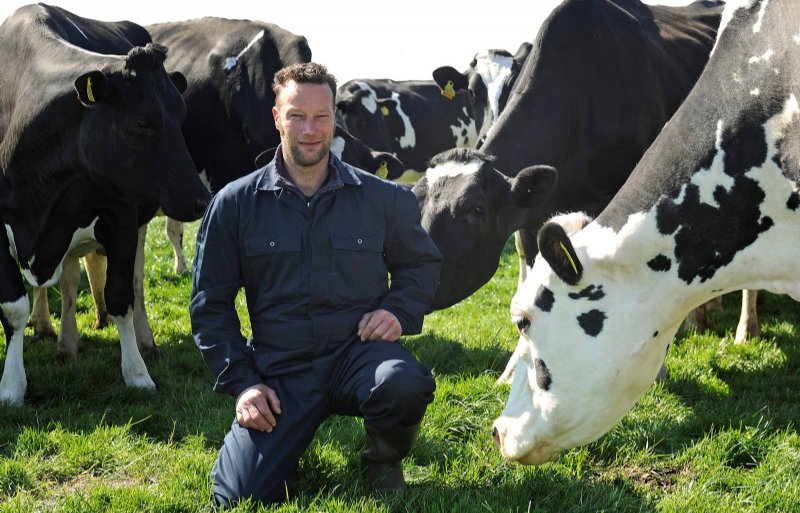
(139, 344), (161, 361)
(125, 374), (157, 390)
(94, 315), (111, 330)
(173, 261), (187, 274)
(0, 389), (25, 407)
(33, 325), (58, 340)
(55, 351), (77, 364)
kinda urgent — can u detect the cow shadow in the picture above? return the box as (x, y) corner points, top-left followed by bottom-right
(404, 332), (514, 380)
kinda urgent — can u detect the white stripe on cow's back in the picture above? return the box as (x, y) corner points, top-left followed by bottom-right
(391, 92), (416, 149)
(224, 30), (266, 72)
(474, 50), (514, 122)
(426, 159), (482, 189)
(65, 16), (89, 40)
(355, 82), (379, 114)
(331, 136), (346, 159)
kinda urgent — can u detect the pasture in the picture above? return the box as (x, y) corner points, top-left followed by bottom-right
(1, 217), (798, 512)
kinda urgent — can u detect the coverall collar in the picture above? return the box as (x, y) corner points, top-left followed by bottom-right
(255, 145), (362, 193)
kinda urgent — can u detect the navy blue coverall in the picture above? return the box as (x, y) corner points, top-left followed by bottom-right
(189, 149), (442, 507)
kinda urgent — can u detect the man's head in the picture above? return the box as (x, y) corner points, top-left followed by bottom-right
(272, 62), (337, 171)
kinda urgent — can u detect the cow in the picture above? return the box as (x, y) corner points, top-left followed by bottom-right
(432, 42), (533, 149)
(494, 0), (800, 465)
(0, 4), (210, 405)
(413, 0), (724, 313)
(336, 78), (479, 183)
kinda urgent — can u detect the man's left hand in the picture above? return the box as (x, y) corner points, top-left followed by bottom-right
(358, 309), (401, 342)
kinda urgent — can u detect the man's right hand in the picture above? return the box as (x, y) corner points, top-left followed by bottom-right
(235, 384), (282, 432)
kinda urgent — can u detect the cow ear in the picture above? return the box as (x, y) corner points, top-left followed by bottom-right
(74, 71), (108, 106)
(510, 165), (557, 207)
(514, 42), (534, 66)
(432, 66), (468, 99)
(377, 98), (397, 116)
(169, 72), (188, 94)
(537, 221), (583, 285)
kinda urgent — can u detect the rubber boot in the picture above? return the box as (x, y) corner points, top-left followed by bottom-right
(361, 423), (420, 493)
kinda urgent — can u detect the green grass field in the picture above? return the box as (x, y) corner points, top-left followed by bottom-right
(1, 217), (798, 512)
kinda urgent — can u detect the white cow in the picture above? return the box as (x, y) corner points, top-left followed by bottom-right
(494, 0), (800, 464)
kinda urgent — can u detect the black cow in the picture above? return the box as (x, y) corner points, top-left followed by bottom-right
(433, 42), (533, 148)
(414, 0), (724, 311)
(0, 4), (209, 405)
(336, 78), (478, 183)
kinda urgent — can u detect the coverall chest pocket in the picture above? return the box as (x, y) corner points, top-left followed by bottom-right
(330, 231), (388, 305)
(244, 232), (302, 300)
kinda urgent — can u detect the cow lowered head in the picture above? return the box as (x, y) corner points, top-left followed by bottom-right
(413, 148), (557, 309)
(74, 43), (209, 221)
(492, 0), (800, 466)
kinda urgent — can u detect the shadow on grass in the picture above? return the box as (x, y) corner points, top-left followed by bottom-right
(405, 333), (512, 379)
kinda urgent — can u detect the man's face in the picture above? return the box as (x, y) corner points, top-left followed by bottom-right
(272, 81), (335, 170)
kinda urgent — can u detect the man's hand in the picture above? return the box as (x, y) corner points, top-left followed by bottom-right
(235, 384), (282, 432)
(358, 309), (402, 342)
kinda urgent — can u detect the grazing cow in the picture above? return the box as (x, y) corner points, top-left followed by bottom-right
(414, 0), (723, 311)
(432, 42), (533, 148)
(336, 78), (478, 183)
(494, 0), (800, 465)
(0, 4), (210, 405)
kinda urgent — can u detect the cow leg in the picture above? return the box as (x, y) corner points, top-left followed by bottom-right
(734, 289), (760, 344)
(514, 230), (528, 290)
(134, 224), (158, 358)
(165, 217), (187, 274)
(0, 234), (30, 405)
(29, 287), (57, 339)
(55, 255), (82, 362)
(83, 250), (110, 329)
(497, 335), (528, 385)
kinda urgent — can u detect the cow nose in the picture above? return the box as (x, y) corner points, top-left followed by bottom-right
(511, 309), (531, 333)
(492, 426), (500, 447)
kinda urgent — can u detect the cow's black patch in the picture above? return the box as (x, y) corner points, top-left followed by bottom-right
(568, 284), (605, 300)
(647, 254), (672, 272)
(653, 331), (659, 337)
(534, 358), (552, 391)
(534, 285), (555, 312)
(787, 192), (800, 211)
(577, 309), (606, 337)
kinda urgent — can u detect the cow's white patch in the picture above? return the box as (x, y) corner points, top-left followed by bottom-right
(112, 310), (156, 390)
(474, 50), (515, 122)
(0, 294), (30, 405)
(750, 88), (761, 95)
(748, 48), (774, 63)
(793, 33), (800, 45)
(331, 136), (346, 159)
(426, 160), (482, 188)
(23, 217), (100, 287)
(450, 107), (478, 148)
(223, 29), (265, 72)
(391, 93), (416, 149)
(4, 224), (18, 262)
(752, 0), (770, 33)
(690, 119), (735, 207)
(355, 82), (378, 114)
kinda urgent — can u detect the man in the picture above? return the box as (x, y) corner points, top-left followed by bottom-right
(189, 62), (442, 509)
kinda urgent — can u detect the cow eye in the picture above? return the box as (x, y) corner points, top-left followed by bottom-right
(135, 118), (154, 132)
(472, 205), (486, 218)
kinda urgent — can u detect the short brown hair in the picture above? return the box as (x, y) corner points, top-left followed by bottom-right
(272, 62), (337, 103)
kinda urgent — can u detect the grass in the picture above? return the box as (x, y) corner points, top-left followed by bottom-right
(1, 216), (798, 512)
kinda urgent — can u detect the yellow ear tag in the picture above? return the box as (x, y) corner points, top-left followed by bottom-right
(441, 80), (456, 100)
(86, 76), (95, 103)
(559, 241), (579, 276)
(376, 161), (389, 179)
(381, 106), (390, 116)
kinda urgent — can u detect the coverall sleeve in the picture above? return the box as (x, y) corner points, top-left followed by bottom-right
(380, 185), (443, 335)
(189, 192), (262, 397)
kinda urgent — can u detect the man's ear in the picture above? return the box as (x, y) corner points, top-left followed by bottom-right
(538, 221), (583, 285)
(74, 71), (108, 106)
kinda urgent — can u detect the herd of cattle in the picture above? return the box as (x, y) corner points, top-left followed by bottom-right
(0, 0), (797, 468)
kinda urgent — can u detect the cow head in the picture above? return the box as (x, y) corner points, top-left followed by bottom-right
(492, 212), (680, 464)
(433, 42), (533, 148)
(74, 44), (209, 221)
(335, 82), (396, 152)
(413, 148), (557, 310)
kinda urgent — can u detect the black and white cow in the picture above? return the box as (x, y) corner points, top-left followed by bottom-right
(495, 0), (800, 465)
(336, 78), (479, 183)
(0, 4), (210, 405)
(432, 42), (533, 149)
(414, 0), (723, 311)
